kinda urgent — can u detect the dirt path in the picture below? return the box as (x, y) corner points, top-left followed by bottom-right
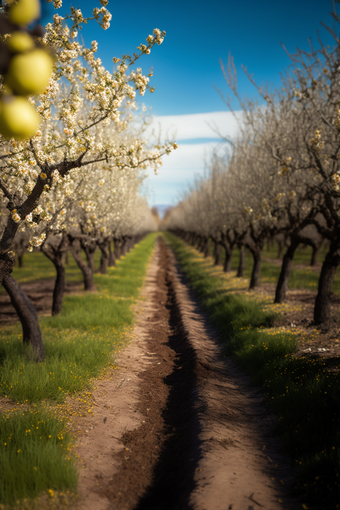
(73, 237), (300, 510)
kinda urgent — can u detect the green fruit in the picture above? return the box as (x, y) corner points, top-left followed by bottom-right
(0, 96), (40, 140)
(5, 49), (53, 96)
(7, 31), (35, 53)
(8, 0), (41, 26)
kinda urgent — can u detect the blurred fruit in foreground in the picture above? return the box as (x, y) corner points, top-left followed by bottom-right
(7, 31), (35, 53)
(0, 96), (40, 139)
(0, 0), (54, 139)
(5, 49), (53, 96)
(8, 0), (41, 26)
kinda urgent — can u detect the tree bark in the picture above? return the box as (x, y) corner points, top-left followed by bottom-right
(277, 241), (283, 259)
(2, 274), (45, 360)
(128, 236), (134, 252)
(274, 238), (299, 304)
(223, 244), (232, 273)
(214, 241), (222, 266)
(114, 238), (122, 260)
(248, 247), (261, 290)
(52, 263), (65, 316)
(203, 238), (210, 258)
(314, 244), (340, 326)
(237, 245), (245, 278)
(69, 239), (96, 291)
(310, 245), (319, 267)
(41, 235), (69, 316)
(98, 239), (109, 275)
(108, 240), (116, 267)
(80, 238), (97, 274)
(121, 237), (128, 256)
(14, 235), (27, 268)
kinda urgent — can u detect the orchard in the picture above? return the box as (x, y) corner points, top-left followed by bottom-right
(0, 1), (340, 510)
(0, 0), (176, 360)
(166, 12), (340, 328)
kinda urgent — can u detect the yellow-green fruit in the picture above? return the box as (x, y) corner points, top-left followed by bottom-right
(8, 0), (41, 26)
(0, 96), (40, 140)
(7, 31), (35, 53)
(5, 49), (53, 96)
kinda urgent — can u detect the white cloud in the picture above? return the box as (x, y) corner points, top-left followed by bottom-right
(141, 110), (242, 205)
(146, 110), (241, 141)
(143, 141), (218, 205)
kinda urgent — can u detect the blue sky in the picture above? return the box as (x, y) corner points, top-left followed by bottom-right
(43, 0), (338, 207)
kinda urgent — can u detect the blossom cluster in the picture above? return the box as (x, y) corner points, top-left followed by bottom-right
(0, 3), (177, 252)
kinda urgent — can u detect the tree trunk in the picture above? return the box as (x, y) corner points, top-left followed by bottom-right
(114, 238), (122, 260)
(2, 274), (45, 360)
(314, 245), (340, 326)
(249, 248), (261, 290)
(214, 242), (222, 266)
(108, 240), (116, 267)
(42, 248), (66, 316)
(41, 236), (69, 316)
(310, 245), (319, 267)
(128, 236), (134, 252)
(274, 238), (299, 304)
(14, 236), (27, 268)
(17, 254), (24, 268)
(52, 263), (65, 316)
(69, 241), (96, 291)
(121, 237), (131, 256)
(80, 240), (97, 274)
(277, 241), (283, 259)
(204, 238), (210, 258)
(223, 245), (232, 273)
(237, 245), (245, 278)
(98, 240), (109, 275)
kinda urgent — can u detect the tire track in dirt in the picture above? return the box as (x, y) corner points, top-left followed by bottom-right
(74, 237), (301, 510)
(166, 243), (300, 510)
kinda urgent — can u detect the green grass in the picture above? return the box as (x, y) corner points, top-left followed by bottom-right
(166, 233), (340, 510)
(209, 242), (340, 294)
(0, 409), (77, 504)
(0, 234), (156, 505)
(0, 251), (89, 297)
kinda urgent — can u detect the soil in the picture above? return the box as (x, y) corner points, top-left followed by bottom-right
(2, 238), (338, 508)
(71, 238), (301, 510)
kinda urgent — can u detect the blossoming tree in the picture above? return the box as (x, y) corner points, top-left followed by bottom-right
(0, 1), (177, 359)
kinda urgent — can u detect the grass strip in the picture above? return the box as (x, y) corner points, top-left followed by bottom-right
(0, 409), (77, 505)
(0, 251), (85, 296)
(166, 232), (340, 510)
(213, 243), (340, 294)
(0, 234), (156, 505)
